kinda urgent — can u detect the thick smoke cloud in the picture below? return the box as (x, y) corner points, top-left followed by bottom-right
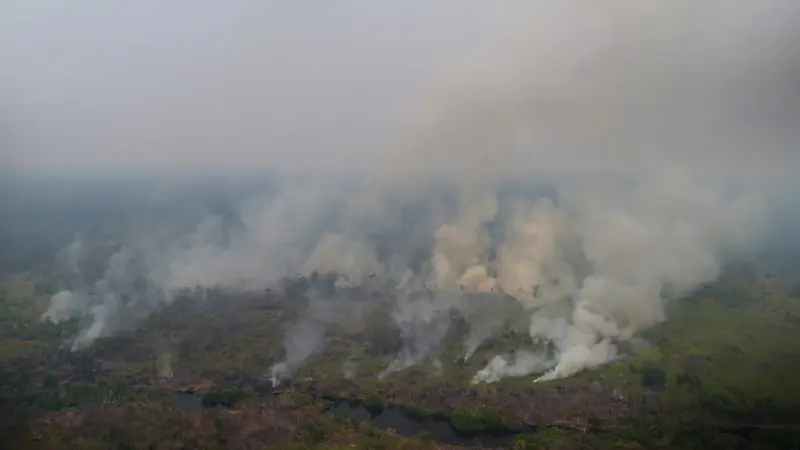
(40, 0), (800, 383)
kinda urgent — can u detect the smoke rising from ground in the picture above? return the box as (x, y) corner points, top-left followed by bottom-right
(39, 1), (800, 383)
(270, 285), (369, 385)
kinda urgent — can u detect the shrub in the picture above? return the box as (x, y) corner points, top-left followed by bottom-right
(200, 388), (249, 408)
(449, 406), (517, 433)
(640, 366), (666, 391)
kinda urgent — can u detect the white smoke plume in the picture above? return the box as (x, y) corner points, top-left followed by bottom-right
(39, 0), (799, 385)
(472, 351), (554, 385)
(270, 319), (325, 386)
(43, 290), (84, 324)
(457, 293), (517, 363)
(342, 358), (357, 381)
(270, 286), (368, 385)
(379, 288), (455, 379)
(378, 0), (796, 382)
(158, 352), (174, 381)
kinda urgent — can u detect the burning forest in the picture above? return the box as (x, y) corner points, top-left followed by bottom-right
(38, 0), (800, 389)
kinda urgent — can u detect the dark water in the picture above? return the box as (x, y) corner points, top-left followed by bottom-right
(166, 392), (779, 447)
(169, 392), (517, 446)
(170, 392), (203, 411)
(329, 401), (515, 447)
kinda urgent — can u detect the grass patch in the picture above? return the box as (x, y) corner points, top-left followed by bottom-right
(448, 405), (519, 433)
(510, 428), (566, 449)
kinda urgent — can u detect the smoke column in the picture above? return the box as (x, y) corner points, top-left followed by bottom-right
(40, 0), (800, 383)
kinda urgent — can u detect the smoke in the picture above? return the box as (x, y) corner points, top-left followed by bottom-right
(156, 338), (174, 381)
(43, 233), (174, 350)
(166, 179), (349, 291)
(41, 178), (349, 349)
(472, 351), (554, 385)
(270, 319), (325, 386)
(43, 290), (84, 324)
(457, 293), (518, 363)
(343, 358), (357, 380)
(379, 289), (455, 379)
(377, 0), (796, 382)
(270, 282), (369, 385)
(41, 0), (799, 384)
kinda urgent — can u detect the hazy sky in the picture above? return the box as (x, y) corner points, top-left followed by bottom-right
(2, 1), (798, 179)
(1, 1), (530, 175)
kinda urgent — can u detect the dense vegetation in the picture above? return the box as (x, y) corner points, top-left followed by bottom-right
(2, 178), (800, 448)
(1, 263), (799, 449)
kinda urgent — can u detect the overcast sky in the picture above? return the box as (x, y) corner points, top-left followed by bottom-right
(2, 1), (798, 179)
(1, 1), (533, 176)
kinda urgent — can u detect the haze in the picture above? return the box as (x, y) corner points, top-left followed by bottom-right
(3, 1), (798, 180)
(4, 4), (800, 446)
(1, 0), (532, 176)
